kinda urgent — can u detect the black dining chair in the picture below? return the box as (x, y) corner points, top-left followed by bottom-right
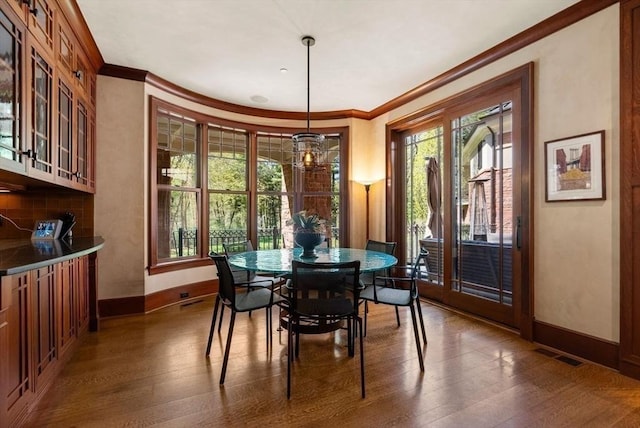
(286, 260), (365, 399)
(212, 240), (281, 331)
(359, 240), (397, 330)
(206, 254), (285, 384)
(359, 250), (427, 372)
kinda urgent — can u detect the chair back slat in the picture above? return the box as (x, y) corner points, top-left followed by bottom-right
(290, 260), (361, 313)
(223, 240), (256, 282)
(363, 240), (396, 286)
(223, 240), (254, 255)
(365, 240), (396, 255)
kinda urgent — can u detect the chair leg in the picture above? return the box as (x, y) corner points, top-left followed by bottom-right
(358, 316), (365, 398)
(363, 301), (368, 337)
(347, 316), (353, 357)
(415, 297), (427, 344)
(287, 314), (294, 399)
(206, 295), (221, 356)
(220, 311), (236, 384)
(395, 306), (401, 327)
(266, 306), (271, 349)
(294, 317), (300, 358)
(217, 305), (225, 332)
(409, 305), (425, 372)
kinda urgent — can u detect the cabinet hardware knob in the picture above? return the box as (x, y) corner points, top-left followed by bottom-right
(20, 149), (35, 159)
(74, 70), (82, 79)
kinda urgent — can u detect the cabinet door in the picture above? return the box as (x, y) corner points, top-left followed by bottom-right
(0, 6), (28, 175)
(76, 256), (90, 332)
(26, 0), (53, 53)
(75, 99), (94, 190)
(31, 265), (57, 390)
(56, 18), (74, 78)
(57, 260), (76, 355)
(3, 273), (32, 423)
(26, 40), (54, 181)
(56, 77), (74, 186)
(4, 0), (27, 24)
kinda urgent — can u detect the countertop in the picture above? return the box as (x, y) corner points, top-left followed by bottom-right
(0, 236), (105, 275)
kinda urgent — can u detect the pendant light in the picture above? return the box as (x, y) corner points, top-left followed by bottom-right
(293, 35), (324, 171)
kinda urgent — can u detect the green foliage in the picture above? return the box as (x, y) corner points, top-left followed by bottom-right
(289, 210), (326, 233)
(406, 127), (442, 228)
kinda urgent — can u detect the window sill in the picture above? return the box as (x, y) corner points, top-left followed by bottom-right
(148, 257), (213, 275)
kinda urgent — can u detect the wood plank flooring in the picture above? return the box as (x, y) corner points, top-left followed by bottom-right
(25, 296), (640, 427)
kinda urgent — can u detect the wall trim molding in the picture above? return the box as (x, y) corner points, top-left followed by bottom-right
(533, 320), (619, 370)
(97, 0), (616, 121)
(98, 280), (217, 318)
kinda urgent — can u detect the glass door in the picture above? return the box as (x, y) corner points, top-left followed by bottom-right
(447, 95), (517, 327)
(390, 66), (530, 331)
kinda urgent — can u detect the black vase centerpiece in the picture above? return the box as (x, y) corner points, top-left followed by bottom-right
(289, 210), (327, 258)
(294, 231), (326, 258)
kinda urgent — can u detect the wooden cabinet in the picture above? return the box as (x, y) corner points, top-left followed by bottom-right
(0, 256), (90, 427)
(55, 16), (96, 192)
(1, 272), (32, 427)
(0, 0), (97, 194)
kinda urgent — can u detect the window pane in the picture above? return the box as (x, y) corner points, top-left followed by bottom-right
(257, 134), (290, 192)
(157, 190), (199, 259)
(208, 193), (248, 254)
(405, 125), (444, 273)
(302, 195), (334, 240)
(257, 194), (287, 249)
(156, 116), (198, 187)
(451, 102), (513, 304)
(208, 125), (247, 191)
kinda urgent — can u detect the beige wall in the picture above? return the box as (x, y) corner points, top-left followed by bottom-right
(370, 5), (620, 341)
(95, 5), (620, 343)
(95, 76), (146, 299)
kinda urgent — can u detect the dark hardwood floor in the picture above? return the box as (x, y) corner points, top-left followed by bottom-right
(25, 296), (640, 427)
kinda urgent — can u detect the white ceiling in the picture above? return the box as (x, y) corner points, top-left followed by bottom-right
(76, 0), (579, 113)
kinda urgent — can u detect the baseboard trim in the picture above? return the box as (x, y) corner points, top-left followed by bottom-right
(98, 280), (218, 318)
(144, 280), (217, 312)
(533, 320), (619, 370)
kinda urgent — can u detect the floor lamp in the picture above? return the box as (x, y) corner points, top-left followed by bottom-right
(356, 179), (380, 242)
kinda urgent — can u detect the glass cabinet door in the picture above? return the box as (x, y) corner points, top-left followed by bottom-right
(28, 44), (53, 179)
(0, 7), (25, 173)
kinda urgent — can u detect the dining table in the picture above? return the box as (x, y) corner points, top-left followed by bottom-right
(226, 246), (398, 274)
(227, 247), (398, 335)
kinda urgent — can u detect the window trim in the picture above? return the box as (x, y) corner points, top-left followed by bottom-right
(148, 96), (350, 274)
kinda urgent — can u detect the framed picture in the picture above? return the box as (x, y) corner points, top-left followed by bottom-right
(544, 130), (605, 202)
(31, 219), (63, 240)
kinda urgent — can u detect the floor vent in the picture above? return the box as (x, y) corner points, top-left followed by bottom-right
(534, 348), (583, 367)
(181, 299), (204, 308)
(534, 348), (559, 358)
(556, 355), (583, 367)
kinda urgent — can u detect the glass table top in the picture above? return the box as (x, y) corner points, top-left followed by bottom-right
(227, 247), (397, 273)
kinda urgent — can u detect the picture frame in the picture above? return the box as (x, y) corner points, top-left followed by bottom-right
(544, 130), (605, 202)
(31, 219), (63, 240)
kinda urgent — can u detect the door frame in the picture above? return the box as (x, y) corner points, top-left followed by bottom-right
(385, 63), (534, 338)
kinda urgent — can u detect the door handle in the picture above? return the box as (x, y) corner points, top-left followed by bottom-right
(516, 216), (522, 250)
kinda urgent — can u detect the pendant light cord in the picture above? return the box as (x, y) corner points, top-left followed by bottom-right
(305, 37), (311, 133)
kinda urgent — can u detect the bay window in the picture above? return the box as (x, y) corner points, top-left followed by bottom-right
(149, 97), (349, 273)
